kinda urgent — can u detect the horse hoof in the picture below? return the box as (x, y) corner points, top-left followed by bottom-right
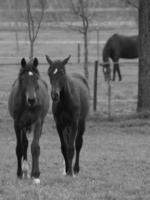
(73, 166), (79, 175)
(33, 178), (40, 185)
(74, 171), (79, 176)
(65, 171), (74, 177)
(22, 161), (30, 179)
(62, 171), (67, 176)
(17, 173), (23, 179)
(73, 174), (76, 178)
(62, 167), (67, 176)
(22, 172), (30, 179)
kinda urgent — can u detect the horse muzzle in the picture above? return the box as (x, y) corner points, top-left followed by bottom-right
(26, 95), (37, 107)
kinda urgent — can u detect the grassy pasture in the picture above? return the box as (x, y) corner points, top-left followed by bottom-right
(1, 28), (150, 200)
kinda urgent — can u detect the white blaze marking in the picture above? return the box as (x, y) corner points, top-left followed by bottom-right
(103, 68), (107, 73)
(62, 159), (66, 176)
(53, 68), (58, 74)
(33, 178), (40, 185)
(28, 71), (33, 76)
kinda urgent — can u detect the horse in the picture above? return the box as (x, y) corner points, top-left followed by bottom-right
(102, 33), (138, 81)
(46, 55), (90, 176)
(8, 58), (49, 184)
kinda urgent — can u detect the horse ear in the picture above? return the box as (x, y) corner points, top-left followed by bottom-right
(21, 58), (26, 68)
(45, 55), (53, 66)
(62, 55), (71, 66)
(33, 57), (38, 68)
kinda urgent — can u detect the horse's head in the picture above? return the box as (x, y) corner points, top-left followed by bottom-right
(46, 55), (71, 102)
(19, 58), (39, 107)
(102, 61), (111, 82)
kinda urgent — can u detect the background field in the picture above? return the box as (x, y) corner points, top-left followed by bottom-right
(0, 26), (138, 116)
(0, 23), (149, 200)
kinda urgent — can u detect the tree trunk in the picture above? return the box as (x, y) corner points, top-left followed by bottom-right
(30, 40), (34, 59)
(137, 0), (150, 111)
(83, 31), (89, 79)
(15, 0), (19, 58)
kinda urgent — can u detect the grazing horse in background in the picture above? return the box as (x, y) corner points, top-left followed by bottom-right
(8, 58), (49, 184)
(102, 34), (138, 81)
(46, 55), (90, 176)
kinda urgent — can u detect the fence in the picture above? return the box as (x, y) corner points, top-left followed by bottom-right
(93, 60), (139, 118)
(0, 41), (104, 65)
(0, 55), (139, 119)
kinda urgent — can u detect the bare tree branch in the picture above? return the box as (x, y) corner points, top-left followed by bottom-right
(69, 0), (80, 16)
(25, 0), (46, 58)
(67, 24), (84, 33)
(53, 0), (96, 79)
(126, 0), (138, 9)
(33, 0), (45, 41)
(68, 0), (92, 79)
(26, 0), (32, 42)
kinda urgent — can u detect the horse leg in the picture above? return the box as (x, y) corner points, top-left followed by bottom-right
(14, 122), (23, 178)
(112, 62), (116, 81)
(115, 62), (122, 81)
(66, 121), (78, 176)
(22, 131), (30, 178)
(56, 124), (68, 175)
(74, 119), (85, 175)
(31, 120), (42, 182)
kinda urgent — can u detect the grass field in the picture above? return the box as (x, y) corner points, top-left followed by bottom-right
(1, 27), (150, 200)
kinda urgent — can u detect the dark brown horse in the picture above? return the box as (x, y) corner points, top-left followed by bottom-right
(8, 58), (49, 184)
(102, 34), (138, 81)
(46, 55), (90, 176)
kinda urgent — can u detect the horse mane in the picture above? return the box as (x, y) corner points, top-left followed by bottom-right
(102, 40), (111, 62)
(53, 60), (62, 64)
(52, 60), (62, 67)
(103, 33), (119, 63)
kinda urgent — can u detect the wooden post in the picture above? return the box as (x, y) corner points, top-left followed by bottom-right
(107, 79), (112, 119)
(96, 28), (100, 105)
(96, 28), (100, 61)
(93, 60), (98, 111)
(77, 43), (80, 64)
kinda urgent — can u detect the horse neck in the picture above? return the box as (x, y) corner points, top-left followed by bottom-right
(103, 46), (109, 63)
(16, 82), (26, 107)
(60, 75), (72, 106)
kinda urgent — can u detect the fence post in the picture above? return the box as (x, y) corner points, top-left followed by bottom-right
(107, 79), (112, 119)
(93, 60), (98, 111)
(77, 43), (80, 64)
(96, 28), (100, 61)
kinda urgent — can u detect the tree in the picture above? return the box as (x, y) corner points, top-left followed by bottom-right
(137, 0), (150, 112)
(68, 0), (96, 79)
(125, 0), (138, 8)
(124, 0), (138, 24)
(26, 0), (46, 58)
